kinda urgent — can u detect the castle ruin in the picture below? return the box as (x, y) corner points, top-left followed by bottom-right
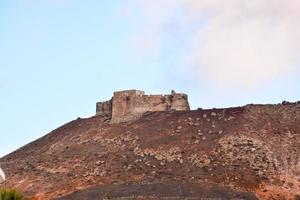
(96, 90), (190, 123)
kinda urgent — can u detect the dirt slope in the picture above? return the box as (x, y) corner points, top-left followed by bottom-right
(0, 104), (300, 199)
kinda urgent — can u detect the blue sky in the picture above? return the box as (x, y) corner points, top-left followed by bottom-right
(0, 0), (299, 157)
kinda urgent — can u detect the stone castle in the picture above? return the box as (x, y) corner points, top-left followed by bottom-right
(96, 90), (190, 123)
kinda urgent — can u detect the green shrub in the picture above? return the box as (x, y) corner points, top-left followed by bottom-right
(0, 189), (24, 200)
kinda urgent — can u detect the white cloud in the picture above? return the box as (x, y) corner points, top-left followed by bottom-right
(124, 0), (300, 88)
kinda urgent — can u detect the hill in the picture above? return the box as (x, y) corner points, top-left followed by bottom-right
(0, 103), (300, 199)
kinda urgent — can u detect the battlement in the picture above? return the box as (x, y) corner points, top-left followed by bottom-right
(114, 89), (145, 96)
(96, 89), (190, 123)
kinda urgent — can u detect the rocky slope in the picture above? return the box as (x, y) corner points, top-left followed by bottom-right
(0, 103), (300, 199)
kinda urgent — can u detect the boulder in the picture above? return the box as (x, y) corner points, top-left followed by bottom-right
(0, 167), (5, 184)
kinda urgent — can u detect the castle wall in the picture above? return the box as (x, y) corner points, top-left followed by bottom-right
(110, 90), (190, 123)
(170, 93), (190, 111)
(96, 90), (190, 123)
(96, 100), (112, 118)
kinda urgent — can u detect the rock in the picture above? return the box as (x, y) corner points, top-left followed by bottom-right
(127, 164), (133, 170)
(202, 136), (206, 140)
(203, 114), (207, 118)
(204, 158), (211, 165)
(227, 116), (235, 121)
(0, 168), (5, 184)
(211, 112), (217, 116)
(177, 126), (183, 130)
(96, 160), (105, 165)
(282, 100), (291, 105)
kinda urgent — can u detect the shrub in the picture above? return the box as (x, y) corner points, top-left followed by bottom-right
(0, 189), (24, 200)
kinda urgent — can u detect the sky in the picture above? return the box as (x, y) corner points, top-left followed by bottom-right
(0, 0), (299, 157)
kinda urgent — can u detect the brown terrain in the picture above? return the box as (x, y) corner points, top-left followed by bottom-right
(0, 97), (300, 199)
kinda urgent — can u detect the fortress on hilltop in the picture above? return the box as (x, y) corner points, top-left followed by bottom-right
(96, 89), (190, 123)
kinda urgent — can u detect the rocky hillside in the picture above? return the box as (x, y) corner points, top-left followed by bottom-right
(0, 104), (300, 200)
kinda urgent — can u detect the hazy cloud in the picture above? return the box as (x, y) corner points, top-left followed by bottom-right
(124, 0), (300, 88)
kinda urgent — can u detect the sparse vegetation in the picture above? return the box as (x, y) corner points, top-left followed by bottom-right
(0, 189), (24, 200)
